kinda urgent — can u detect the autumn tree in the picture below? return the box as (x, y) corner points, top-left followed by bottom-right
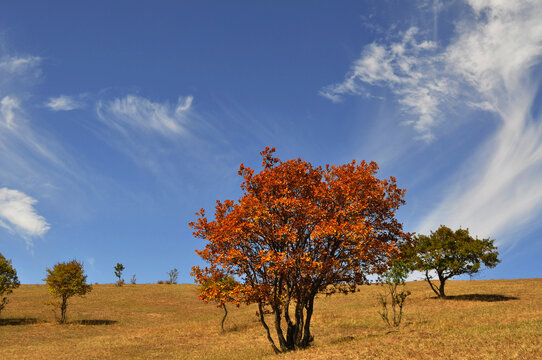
(44, 260), (92, 323)
(0, 253), (20, 315)
(192, 269), (241, 331)
(190, 147), (410, 353)
(408, 225), (500, 298)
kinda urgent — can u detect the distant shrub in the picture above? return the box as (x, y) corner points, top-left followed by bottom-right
(157, 280), (165, 284)
(378, 259), (411, 328)
(130, 274), (136, 285)
(0, 253), (20, 315)
(44, 260), (92, 324)
(114, 263), (125, 286)
(168, 268), (179, 285)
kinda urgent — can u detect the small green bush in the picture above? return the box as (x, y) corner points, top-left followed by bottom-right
(44, 260), (92, 324)
(114, 263), (125, 287)
(378, 259), (411, 327)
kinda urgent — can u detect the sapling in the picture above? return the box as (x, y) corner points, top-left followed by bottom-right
(378, 259), (411, 327)
(114, 263), (125, 286)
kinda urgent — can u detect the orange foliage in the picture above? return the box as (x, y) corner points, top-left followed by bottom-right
(190, 147), (410, 352)
(191, 268), (243, 307)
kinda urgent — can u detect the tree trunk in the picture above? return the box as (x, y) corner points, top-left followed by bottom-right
(221, 303), (228, 332)
(301, 296), (315, 347)
(425, 271), (441, 298)
(259, 296), (316, 353)
(295, 303), (304, 346)
(284, 296), (297, 349)
(273, 307), (290, 352)
(258, 302), (280, 354)
(438, 277), (446, 298)
(60, 296), (67, 324)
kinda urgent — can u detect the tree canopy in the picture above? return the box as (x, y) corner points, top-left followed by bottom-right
(408, 225), (500, 297)
(193, 270), (241, 331)
(191, 147), (410, 353)
(44, 260), (92, 323)
(0, 253), (20, 315)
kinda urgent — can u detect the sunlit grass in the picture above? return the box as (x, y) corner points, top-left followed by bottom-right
(1, 279), (541, 359)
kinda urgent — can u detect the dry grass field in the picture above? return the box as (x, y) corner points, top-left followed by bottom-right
(0, 278), (541, 359)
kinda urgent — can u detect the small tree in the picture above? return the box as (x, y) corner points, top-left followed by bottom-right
(168, 268), (179, 285)
(192, 269), (241, 331)
(378, 259), (411, 327)
(130, 274), (136, 285)
(0, 253), (20, 315)
(114, 263), (125, 286)
(44, 260), (92, 323)
(408, 225), (500, 298)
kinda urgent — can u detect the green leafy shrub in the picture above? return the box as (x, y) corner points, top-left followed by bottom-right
(114, 263), (125, 286)
(378, 259), (411, 327)
(0, 253), (20, 315)
(44, 260), (92, 324)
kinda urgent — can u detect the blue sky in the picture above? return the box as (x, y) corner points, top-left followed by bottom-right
(1, 1), (541, 284)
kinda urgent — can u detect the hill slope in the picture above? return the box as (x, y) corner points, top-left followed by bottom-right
(1, 279), (541, 359)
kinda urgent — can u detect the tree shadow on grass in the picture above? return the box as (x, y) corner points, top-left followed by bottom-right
(74, 319), (118, 325)
(331, 335), (355, 344)
(228, 324), (248, 332)
(0, 318), (40, 326)
(442, 294), (519, 302)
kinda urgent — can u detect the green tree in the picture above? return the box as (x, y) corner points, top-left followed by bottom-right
(409, 225), (500, 298)
(44, 260), (92, 323)
(114, 263), (125, 286)
(0, 253), (20, 315)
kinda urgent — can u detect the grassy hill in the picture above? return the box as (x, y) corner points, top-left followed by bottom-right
(1, 278), (541, 359)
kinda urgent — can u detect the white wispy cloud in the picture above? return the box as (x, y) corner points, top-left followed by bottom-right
(0, 188), (50, 247)
(45, 95), (85, 111)
(0, 94), (67, 169)
(0, 45), (97, 246)
(324, 0), (542, 246)
(320, 27), (447, 141)
(1, 95), (19, 129)
(0, 55), (41, 74)
(418, 0), (542, 242)
(96, 94), (193, 137)
(94, 94), (199, 180)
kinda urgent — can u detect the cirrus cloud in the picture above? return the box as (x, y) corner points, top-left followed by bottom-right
(96, 94), (194, 137)
(0, 55), (41, 74)
(45, 95), (85, 111)
(323, 0), (542, 246)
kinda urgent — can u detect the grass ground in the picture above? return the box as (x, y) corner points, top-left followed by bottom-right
(0, 278), (541, 359)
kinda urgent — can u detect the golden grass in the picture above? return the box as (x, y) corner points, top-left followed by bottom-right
(1, 279), (541, 359)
